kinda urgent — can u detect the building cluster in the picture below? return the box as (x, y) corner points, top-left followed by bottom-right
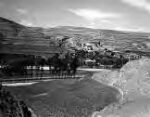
(78, 41), (142, 69)
(81, 41), (141, 60)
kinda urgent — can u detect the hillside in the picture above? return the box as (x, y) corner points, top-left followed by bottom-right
(92, 58), (150, 117)
(45, 26), (150, 52)
(0, 17), (62, 56)
(0, 17), (150, 56)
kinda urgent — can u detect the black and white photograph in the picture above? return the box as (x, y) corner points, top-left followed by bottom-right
(1, 0), (150, 117)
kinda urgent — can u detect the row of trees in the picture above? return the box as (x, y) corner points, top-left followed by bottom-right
(0, 47), (132, 78)
(0, 53), (79, 77)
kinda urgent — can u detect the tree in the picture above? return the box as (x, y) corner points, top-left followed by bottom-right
(70, 54), (79, 75)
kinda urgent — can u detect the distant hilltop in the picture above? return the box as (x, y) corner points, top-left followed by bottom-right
(0, 17), (150, 56)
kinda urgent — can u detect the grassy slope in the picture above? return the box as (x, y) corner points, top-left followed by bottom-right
(4, 78), (120, 117)
(92, 58), (150, 117)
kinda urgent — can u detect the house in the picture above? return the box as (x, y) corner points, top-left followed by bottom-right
(124, 53), (141, 60)
(82, 42), (100, 52)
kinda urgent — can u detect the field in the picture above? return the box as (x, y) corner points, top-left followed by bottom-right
(4, 76), (120, 117)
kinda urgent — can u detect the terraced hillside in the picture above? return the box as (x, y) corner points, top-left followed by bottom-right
(0, 17), (62, 56)
(0, 17), (150, 56)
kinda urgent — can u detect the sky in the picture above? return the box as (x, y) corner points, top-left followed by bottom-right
(0, 0), (150, 32)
